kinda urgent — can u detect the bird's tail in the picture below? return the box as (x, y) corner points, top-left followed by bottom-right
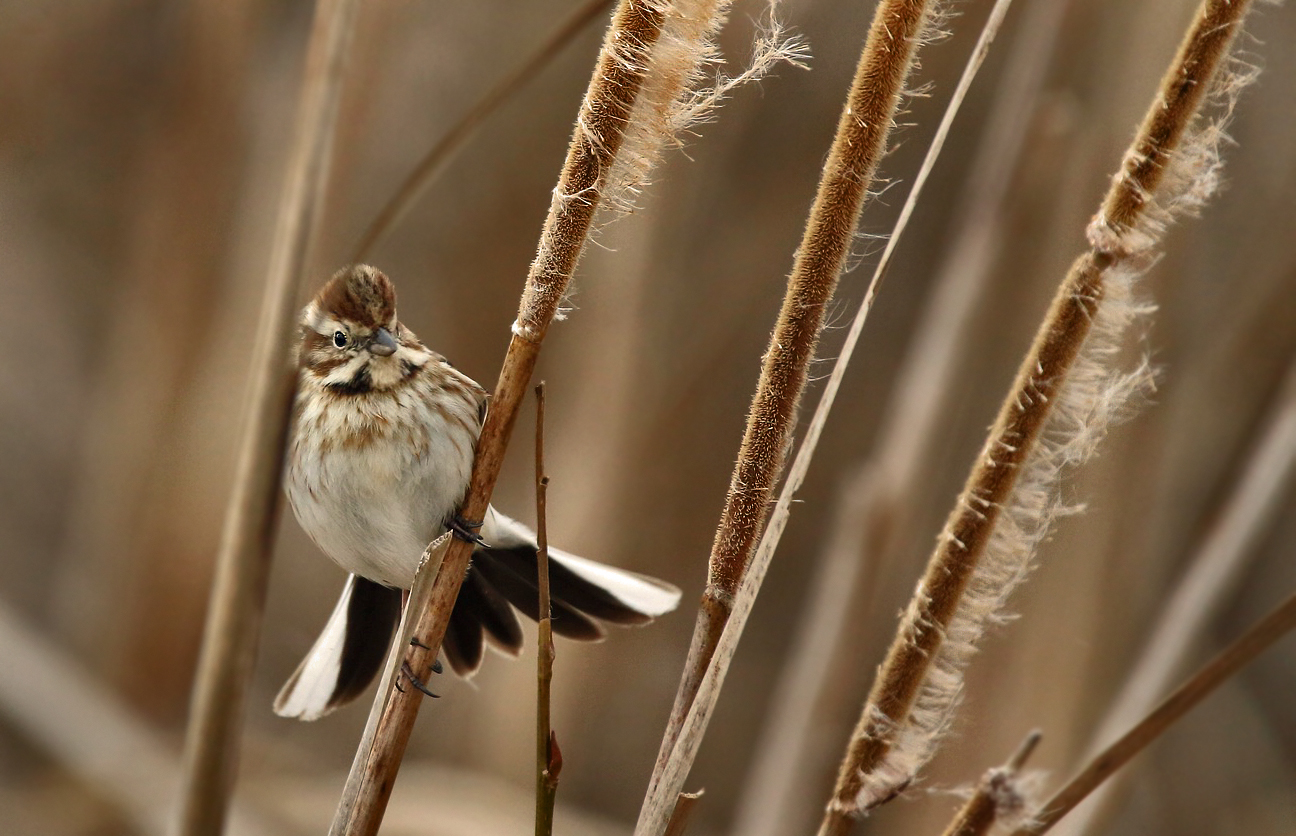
(273, 573), (402, 721)
(275, 508), (681, 720)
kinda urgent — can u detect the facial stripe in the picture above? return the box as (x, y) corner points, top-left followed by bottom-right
(325, 363), (373, 395)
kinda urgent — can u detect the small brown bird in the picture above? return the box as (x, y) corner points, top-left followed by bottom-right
(276, 265), (680, 720)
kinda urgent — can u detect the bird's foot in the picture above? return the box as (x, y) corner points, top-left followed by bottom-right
(449, 514), (485, 546)
(409, 638), (444, 675)
(401, 660), (440, 699)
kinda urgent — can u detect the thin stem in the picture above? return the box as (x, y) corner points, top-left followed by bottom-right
(939, 731), (1042, 836)
(535, 382), (560, 836)
(329, 4), (669, 834)
(350, 0), (614, 262)
(173, 2), (358, 834)
(643, 0), (941, 822)
(1009, 590), (1296, 836)
(1060, 352), (1296, 836)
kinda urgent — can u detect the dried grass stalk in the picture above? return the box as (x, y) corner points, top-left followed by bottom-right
(330, 2), (751, 833)
(733, 3), (1070, 831)
(1056, 352), (1296, 836)
(645, 0), (945, 813)
(1009, 589), (1296, 836)
(173, 2), (359, 834)
(350, 0), (615, 262)
(639, 0), (1020, 830)
(819, 0), (1260, 830)
(939, 731), (1041, 836)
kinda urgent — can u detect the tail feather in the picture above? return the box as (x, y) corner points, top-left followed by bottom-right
(444, 594), (485, 675)
(274, 574), (401, 721)
(436, 508), (685, 676)
(441, 566), (524, 676)
(277, 509), (684, 715)
(471, 546), (605, 642)
(461, 565), (525, 652)
(487, 544), (665, 625)
(482, 508), (683, 619)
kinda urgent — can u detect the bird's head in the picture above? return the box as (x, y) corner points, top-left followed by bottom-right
(299, 265), (424, 394)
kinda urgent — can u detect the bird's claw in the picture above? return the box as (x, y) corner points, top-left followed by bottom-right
(449, 514), (485, 545)
(408, 638), (444, 675)
(401, 661), (440, 699)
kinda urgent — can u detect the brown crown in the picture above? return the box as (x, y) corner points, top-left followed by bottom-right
(316, 264), (397, 328)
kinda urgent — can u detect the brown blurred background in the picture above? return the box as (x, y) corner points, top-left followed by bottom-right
(1, 0), (1294, 834)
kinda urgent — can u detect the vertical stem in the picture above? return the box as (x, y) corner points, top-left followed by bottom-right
(535, 382), (560, 836)
(173, 2), (358, 834)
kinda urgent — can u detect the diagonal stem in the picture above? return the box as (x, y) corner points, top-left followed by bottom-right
(328, 3), (668, 833)
(1009, 590), (1296, 836)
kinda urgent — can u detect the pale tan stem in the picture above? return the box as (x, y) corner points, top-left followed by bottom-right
(329, 4), (668, 834)
(1009, 590), (1296, 836)
(174, 2), (358, 834)
(350, 0), (614, 262)
(0, 602), (284, 836)
(646, 0), (939, 811)
(646, 0), (1017, 827)
(1060, 353), (1296, 836)
(939, 731), (1042, 836)
(819, 1), (1254, 831)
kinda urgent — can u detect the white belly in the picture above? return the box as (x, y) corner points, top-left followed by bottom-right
(286, 381), (478, 589)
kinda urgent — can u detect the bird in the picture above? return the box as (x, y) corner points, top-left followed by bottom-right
(275, 264), (680, 720)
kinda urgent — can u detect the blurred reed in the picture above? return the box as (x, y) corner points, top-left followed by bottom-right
(0, 1), (1293, 835)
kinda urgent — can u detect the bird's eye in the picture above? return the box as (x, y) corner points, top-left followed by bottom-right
(333, 331), (349, 348)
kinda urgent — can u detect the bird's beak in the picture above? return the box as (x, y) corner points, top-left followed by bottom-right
(369, 327), (398, 357)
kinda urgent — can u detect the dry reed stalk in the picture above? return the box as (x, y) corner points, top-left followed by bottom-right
(329, 534), (450, 836)
(639, 0), (1014, 829)
(174, 2), (359, 834)
(938, 731), (1041, 836)
(1008, 589), (1296, 836)
(663, 790), (704, 836)
(350, 0), (614, 262)
(330, 2), (748, 832)
(732, 467), (886, 836)
(1057, 352), (1296, 836)
(818, 1), (1259, 831)
(534, 382), (560, 836)
(733, 4), (1071, 832)
(643, 0), (944, 818)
